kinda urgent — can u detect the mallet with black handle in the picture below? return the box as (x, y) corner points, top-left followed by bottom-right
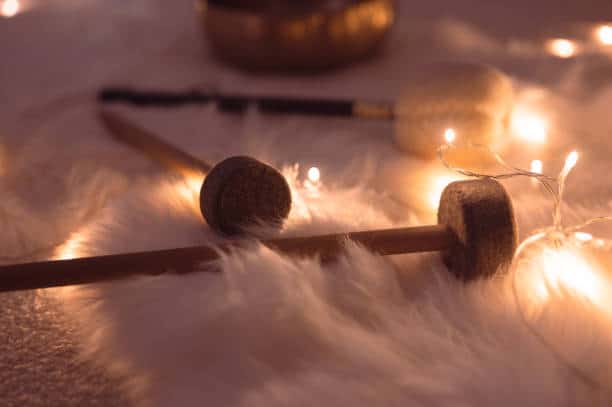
(99, 62), (514, 160)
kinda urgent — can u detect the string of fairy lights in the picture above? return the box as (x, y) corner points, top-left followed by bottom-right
(548, 24), (612, 58)
(438, 135), (612, 394)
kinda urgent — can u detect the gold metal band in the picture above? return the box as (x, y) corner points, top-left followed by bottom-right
(352, 101), (394, 119)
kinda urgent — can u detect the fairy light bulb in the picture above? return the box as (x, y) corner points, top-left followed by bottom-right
(537, 245), (603, 303)
(1, 0), (19, 17)
(508, 148), (612, 391)
(529, 160), (543, 186)
(428, 174), (462, 210)
(55, 232), (86, 260)
(511, 110), (547, 143)
(564, 151), (578, 173)
(444, 128), (456, 144)
(307, 167), (320, 183)
(512, 227), (612, 391)
(530, 160), (543, 174)
(548, 39), (576, 58)
(596, 24), (612, 46)
(574, 232), (593, 242)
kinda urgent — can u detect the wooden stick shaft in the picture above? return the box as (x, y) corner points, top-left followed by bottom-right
(266, 224), (454, 258)
(99, 110), (213, 177)
(99, 88), (395, 120)
(0, 225), (455, 292)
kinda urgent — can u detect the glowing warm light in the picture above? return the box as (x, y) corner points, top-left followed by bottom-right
(444, 128), (456, 144)
(595, 239), (606, 248)
(307, 167), (320, 183)
(176, 184), (196, 202)
(186, 175), (203, 195)
(564, 151), (579, 173)
(548, 39), (576, 58)
(596, 25), (612, 46)
(174, 174), (203, 201)
(371, 7), (392, 29)
(428, 175), (461, 210)
(574, 232), (593, 242)
(529, 159), (543, 186)
(530, 159), (543, 174)
(55, 232), (86, 260)
(1, 0), (19, 17)
(511, 110), (547, 143)
(537, 247), (602, 303)
(173, 175), (204, 216)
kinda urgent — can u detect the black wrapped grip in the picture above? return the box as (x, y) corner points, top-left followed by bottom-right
(98, 87), (356, 117)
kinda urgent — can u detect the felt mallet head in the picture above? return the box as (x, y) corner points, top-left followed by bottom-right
(201, 156), (292, 235)
(394, 62), (514, 164)
(438, 178), (517, 279)
(98, 110), (292, 235)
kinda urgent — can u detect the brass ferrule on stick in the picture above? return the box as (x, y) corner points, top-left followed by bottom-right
(352, 101), (395, 119)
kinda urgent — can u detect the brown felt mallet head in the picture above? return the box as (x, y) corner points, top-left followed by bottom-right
(438, 178), (517, 280)
(96, 110), (292, 236)
(200, 156), (292, 235)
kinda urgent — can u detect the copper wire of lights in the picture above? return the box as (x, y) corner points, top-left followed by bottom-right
(439, 141), (612, 397)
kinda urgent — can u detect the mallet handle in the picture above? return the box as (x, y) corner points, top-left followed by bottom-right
(98, 88), (395, 120)
(0, 225), (455, 292)
(99, 110), (212, 177)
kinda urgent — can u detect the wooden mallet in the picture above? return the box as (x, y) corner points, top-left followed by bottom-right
(99, 110), (292, 235)
(0, 178), (517, 292)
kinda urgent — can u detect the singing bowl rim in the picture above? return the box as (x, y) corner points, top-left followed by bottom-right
(197, 0), (396, 71)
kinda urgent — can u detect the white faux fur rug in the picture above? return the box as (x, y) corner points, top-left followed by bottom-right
(3, 1), (612, 406)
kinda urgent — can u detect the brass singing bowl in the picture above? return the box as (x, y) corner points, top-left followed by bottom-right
(197, 0), (396, 71)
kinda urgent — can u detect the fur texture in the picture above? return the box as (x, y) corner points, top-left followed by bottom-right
(3, 1), (612, 406)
